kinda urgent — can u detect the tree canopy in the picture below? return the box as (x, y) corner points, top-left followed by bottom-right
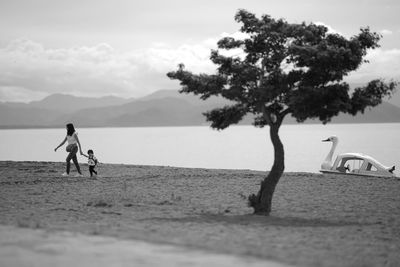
(168, 9), (396, 129)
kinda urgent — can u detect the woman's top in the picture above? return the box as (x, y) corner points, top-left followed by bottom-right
(66, 132), (78, 145)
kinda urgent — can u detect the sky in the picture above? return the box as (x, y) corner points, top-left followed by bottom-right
(0, 0), (399, 102)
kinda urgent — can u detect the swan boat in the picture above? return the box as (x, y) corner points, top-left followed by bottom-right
(320, 136), (396, 178)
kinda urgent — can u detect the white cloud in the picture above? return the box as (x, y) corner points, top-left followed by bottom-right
(380, 29), (393, 35)
(346, 48), (400, 83)
(138, 41), (216, 74)
(1, 34), (399, 103)
(0, 38), (218, 102)
(0, 86), (48, 103)
(314, 22), (342, 35)
(0, 39), (138, 100)
(221, 31), (249, 40)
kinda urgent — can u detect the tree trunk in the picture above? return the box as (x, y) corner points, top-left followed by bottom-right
(248, 123), (284, 215)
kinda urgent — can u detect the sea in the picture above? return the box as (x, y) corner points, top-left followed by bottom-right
(0, 123), (399, 174)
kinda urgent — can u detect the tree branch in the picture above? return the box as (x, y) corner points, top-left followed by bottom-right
(261, 105), (272, 125)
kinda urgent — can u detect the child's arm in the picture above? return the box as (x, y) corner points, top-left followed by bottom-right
(81, 154), (88, 158)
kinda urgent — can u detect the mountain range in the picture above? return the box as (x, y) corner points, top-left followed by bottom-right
(1, 89), (400, 128)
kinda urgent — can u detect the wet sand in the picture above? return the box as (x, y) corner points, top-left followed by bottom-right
(0, 161), (399, 267)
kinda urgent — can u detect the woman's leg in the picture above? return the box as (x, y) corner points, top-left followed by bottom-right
(71, 147), (82, 174)
(72, 155), (82, 174)
(66, 146), (81, 175)
(66, 161), (71, 174)
(65, 151), (74, 174)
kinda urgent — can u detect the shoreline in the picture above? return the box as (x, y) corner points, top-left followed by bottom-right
(0, 160), (311, 172)
(1, 161), (399, 267)
(0, 160), (323, 176)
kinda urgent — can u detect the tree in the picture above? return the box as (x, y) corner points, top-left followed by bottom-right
(167, 9), (397, 215)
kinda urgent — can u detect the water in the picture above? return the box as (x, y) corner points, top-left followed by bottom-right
(0, 123), (399, 174)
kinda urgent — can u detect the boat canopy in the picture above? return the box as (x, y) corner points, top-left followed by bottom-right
(330, 153), (395, 177)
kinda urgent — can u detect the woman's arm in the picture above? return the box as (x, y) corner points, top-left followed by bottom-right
(74, 133), (83, 155)
(54, 136), (67, 152)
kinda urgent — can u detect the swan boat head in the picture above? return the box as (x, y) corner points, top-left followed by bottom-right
(321, 136), (338, 170)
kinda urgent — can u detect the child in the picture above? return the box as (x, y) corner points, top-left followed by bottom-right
(82, 149), (98, 177)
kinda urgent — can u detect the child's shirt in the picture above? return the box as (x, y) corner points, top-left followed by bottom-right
(88, 155), (97, 166)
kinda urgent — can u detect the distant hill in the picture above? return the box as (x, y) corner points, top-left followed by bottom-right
(1, 89), (400, 128)
(29, 93), (133, 113)
(386, 89), (400, 108)
(0, 105), (64, 127)
(140, 89), (233, 107)
(53, 97), (205, 126)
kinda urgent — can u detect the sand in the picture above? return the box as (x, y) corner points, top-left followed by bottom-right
(0, 225), (290, 267)
(0, 161), (399, 267)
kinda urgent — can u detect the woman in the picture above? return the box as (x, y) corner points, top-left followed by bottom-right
(54, 123), (83, 176)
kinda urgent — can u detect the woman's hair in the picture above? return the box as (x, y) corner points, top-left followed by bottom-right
(66, 123), (75, 136)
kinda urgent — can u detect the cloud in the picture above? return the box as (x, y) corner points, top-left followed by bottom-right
(0, 38), (217, 102)
(1, 34), (399, 103)
(346, 48), (400, 83)
(135, 41), (216, 74)
(380, 29), (393, 35)
(0, 86), (48, 103)
(0, 39), (138, 101)
(314, 22), (342, 35)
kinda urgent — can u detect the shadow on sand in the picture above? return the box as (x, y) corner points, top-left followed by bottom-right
(144, 213), (366, 228)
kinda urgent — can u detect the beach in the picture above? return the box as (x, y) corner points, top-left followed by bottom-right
(0, 161), (399, 267)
